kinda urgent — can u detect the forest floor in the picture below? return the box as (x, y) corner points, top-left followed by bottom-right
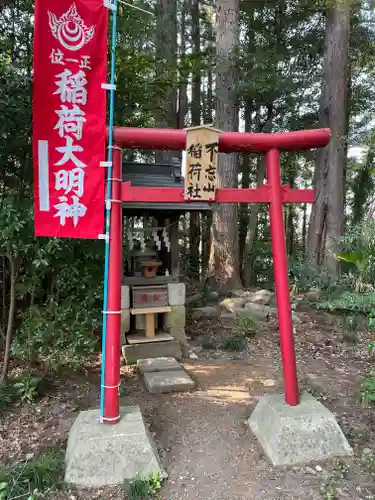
(1, 307), (375, 499)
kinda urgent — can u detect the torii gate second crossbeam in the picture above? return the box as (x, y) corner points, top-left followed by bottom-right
(102, 126), (331, 425)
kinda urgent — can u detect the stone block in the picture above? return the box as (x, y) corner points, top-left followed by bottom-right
(169, 328), (189, 356)
(163, 306), (186, 329)
(143, 369), (195, 394)
(248, 392), (353, 466)
(170, 327), (188, 346)
(191, 306), (219, 319)
(121, 285), (130, 309)
(121, 309), (130, 333)
(250, 289), (275, 305)
(122, 340), (182, 365)
(220, 297), (247, 313)
(138, 357), (181, 374)
(168, 283), (186, 306)
(65, 406), (165, 487)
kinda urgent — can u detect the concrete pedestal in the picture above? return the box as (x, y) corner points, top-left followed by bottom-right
(65, 406), (165, 487)
(248, 392), (353, 466)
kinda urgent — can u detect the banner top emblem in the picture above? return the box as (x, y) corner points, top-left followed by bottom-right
(48, 3), (95, 52)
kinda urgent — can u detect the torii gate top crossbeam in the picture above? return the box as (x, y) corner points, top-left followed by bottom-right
(112, 127), (331, 153)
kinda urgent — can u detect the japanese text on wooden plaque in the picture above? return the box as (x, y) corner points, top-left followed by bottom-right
(184, 127), (220, 201)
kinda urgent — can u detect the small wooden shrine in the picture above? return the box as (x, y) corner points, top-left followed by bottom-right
(121, 157), (211, 358)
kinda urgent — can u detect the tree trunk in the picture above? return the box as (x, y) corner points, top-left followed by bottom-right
(286, 161), (296, 256)
(352, 148), (374, 224)
(1, 255), (17, 382)
(307, 0), (351, 276)
(239, 101), (252, 274)
(302, 203), (307, 255)
(177, 0), (188, 130)
(208, 0), (241, 291)
(241, 106), (273, 286)
(188, 0), (201, 279)
(201, 8), (214, 274)
(155, 0), (178, 163)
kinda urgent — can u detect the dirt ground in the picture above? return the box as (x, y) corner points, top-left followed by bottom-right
(1, 308), (375, 499)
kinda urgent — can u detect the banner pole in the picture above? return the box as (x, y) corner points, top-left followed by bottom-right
(100, 0), (119, 423)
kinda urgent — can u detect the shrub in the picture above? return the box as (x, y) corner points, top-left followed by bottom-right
(0, 383), (18, 415)
(288, 258), (347, 295)
(12, 301), (100, 372)
(0, 373), (51, 414)
(123, 472), (162, 500)
(12, 373), (48, 405)
(220, 336), (246, 352)
(0, 449), (64, 499)
(335, 220), (375, 291)
(235, 314), (258, 338)
(360, 372), (375, 406)
(317, 291), (375, 315)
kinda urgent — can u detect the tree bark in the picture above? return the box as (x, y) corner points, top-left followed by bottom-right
(201, 7), (214, 274)
(177, 0), (188, 130)
(241, 106), (273, 286)
(155, 0), (178, 163)
(188, 0), (201, 279)
(239, 100), (252, 274)
(307, 0), (351, 276)
(208, 0), (241, 291)
(1, 255), (17, 382)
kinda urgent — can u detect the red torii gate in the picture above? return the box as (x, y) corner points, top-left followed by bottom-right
(103, 126), (331, 424)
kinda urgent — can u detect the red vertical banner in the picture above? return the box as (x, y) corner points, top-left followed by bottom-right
(33, 1), (108, 238)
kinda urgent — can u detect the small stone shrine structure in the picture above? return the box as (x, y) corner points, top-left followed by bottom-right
(121, 159), (210, 364)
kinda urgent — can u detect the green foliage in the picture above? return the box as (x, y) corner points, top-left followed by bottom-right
(123, 472), (162, 500)
(335, 221), (375, 290)
(12, 374), (43, 405)
(368, 341), (375, 354)
(360, 372), (375, 406)
(0, 449), (64, 500)
(251, 237), (274, 286)
(324, 488), (338, 500)
(0, 373), (51, 414)
(288, 258), (347, 295)
(317, 291), (375, 314)
(361, 450), (375, 471)
(220, 335), (246, 352)
(0, 382), (18, 414)
(12, 303), (100, 371)
(341, 314), (359, 332)
(340, 314), (362, 344)
(235, 315), (258, 338)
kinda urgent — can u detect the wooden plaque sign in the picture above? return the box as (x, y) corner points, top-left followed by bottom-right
(184, 125), (221, 201)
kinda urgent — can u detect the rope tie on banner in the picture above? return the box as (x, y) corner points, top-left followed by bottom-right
(100, 0), (119, 424)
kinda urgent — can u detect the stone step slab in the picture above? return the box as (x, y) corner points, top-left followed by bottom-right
(138, 357), (181, 374)
(122, 340), (182, 365)
(143, 369), (195, 394)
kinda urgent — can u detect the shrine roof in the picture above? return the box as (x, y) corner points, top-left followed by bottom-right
(122, 161), (211, 212)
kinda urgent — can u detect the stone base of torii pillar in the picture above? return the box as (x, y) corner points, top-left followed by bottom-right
(248, 392), (353, 466)
(64, 406), (165, 487)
